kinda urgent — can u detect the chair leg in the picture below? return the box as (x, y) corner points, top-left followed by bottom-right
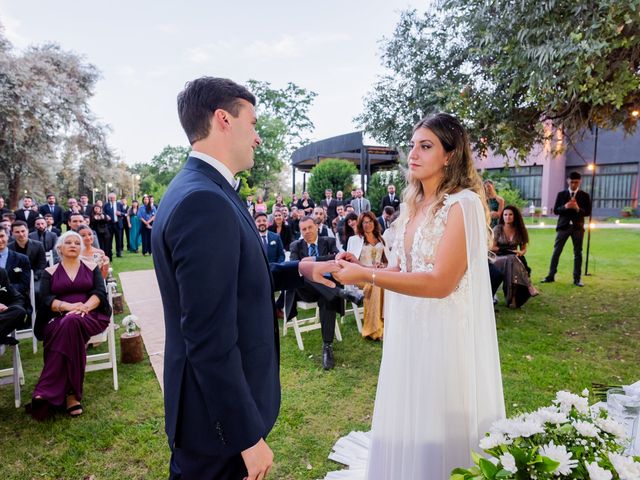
(334, 320), (342, 342)
(292, 317), (305, 351)
(352, 303), (363, 333)
(13, 345), (21, 408)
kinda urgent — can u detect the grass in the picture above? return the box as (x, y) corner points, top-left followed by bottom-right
(1, 229), (639, 479)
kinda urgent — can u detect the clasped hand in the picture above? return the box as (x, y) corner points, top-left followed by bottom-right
(298, 252), (366, 287)
(62, 301), (90, 316)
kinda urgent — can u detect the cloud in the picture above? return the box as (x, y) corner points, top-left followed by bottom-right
(186, 41), (231, 64)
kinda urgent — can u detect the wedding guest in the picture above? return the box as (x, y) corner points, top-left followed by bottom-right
(289, 193), (299, 210)
(340, 212), (359, 250)
(351, 188), (371, 215)
(78, 194), (93, 216)
(380, 184), (401, 211)
(0, 227), (31, 321)
(254, 195), (267, 214)
(245, 194), (255, 216)
(0, 196), (11, 217)
(254, 213), (285, 263)
(89, 205), (111, 254)
(38, 194), (64, 228)
(14, 196), (37, 232)
(320, 189), (339, 223)
(127, 200), (142, 253)
(273, 194), (285, 210)
(0, 266), (26, 346)
(138, 195), (156, 256)
(44, 214), (62, 236)
(296, 191), (315, 215)
(30, 217), (58, 256)
(484, 179), (505, 228)
(542, 171), (591, 287)
(289, 206), (301, 239)
(268, 209), (293, 251)
(346, 212), (387, 340)
(67, 213), (100, 249)
(77, 225), (110, 279)
(313, 206), (334, 237)
(377, 206), (395, 234)
(120, 196), (130, 251)
(10, 220), (47, 282)
(491, 205), (539, 308)
(28, 231), (111, 420)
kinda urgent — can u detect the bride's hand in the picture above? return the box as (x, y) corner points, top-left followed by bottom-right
(335, 252), (362, 265)
(334, 260), (367, 285)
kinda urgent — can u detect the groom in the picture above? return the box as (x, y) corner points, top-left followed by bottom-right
(152, 77), (339, 480)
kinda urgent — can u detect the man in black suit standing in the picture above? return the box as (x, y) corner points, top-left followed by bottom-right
(104, 193), (126, 259)
(38, 194), (64, 228)
(380, 184), (401, 211)
(79, 194), (93, 217)
(14, 196), (38, 232)
(254, 213), (285, 263)
(152, 77), (339, 480)
(542, 171), (592, 287)
(320, 189), (339, 224)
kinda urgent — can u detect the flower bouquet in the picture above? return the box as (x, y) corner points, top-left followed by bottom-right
(121, 314), (140, 337)
(451, 390), (640, 479)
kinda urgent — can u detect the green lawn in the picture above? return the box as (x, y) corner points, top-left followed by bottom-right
(1, 229), (639, 479)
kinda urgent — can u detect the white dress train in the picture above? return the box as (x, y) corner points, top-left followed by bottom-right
(325, 190), (505, 480)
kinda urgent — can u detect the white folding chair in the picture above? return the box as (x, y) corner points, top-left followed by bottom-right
(15, 270), (38, 354)
(45, 251), (55, 267)
(0, 331), (25, 408)
(282, 291), (342, 351)
(85, 282), (119, 390)
(342, 301), (363, 333)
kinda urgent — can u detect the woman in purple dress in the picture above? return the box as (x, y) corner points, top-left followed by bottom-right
(27, 231), (111, 420)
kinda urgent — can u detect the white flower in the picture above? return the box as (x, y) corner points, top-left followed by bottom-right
(499, 452), (517, 473)
(13, 267), (22, 273)
(491, 418), (544, 439)
(573, 420), (600, 438)
(532, 406), (569, 425)
(585, 461), (613, 480)
(609, 453), (640, 480)
(554, 390), (589, 414)
(0, 286), (7, 292)
(479, 432), (511, 449)
(594, 417), (628, 440)
(539, 441), (578, 476)
(582, 388), (590, 397)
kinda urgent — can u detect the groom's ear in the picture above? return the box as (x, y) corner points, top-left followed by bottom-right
(212, 108), (231, 132)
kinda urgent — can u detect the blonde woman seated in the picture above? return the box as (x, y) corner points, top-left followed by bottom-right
(346, 212), (387, 340)
(27, 231), (111, 420)
(77, 225), (110, 279)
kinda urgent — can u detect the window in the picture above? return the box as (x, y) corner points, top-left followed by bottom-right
(568, 164), (637, 209)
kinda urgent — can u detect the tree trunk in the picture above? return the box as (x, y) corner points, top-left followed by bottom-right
(8, 174), (20, 210)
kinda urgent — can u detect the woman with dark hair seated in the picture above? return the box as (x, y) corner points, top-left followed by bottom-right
(27, 231), (111, 420)
(491, 205), (539, 308)
(339, 212), (359, 252)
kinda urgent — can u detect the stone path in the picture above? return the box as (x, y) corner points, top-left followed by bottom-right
(119, 270), (165, 392)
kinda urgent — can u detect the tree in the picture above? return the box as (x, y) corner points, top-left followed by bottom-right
(359, 2), (640, 159)
(307, 159), (358, 202)
(132, 145), (190, 200)
(366, 170), (407, 215)
(0, 25), (115, 208)
(245, 80), (316, 193)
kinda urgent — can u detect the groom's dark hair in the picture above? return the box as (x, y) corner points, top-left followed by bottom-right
(177, 77), (256, 145)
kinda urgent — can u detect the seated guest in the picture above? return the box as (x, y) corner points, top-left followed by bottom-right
(44, 213), (62, 236)
(296, 191), (315, 215)
(273, 194), (285, 210)
(288, 193), (299, 210)
(28, 231), (111, 420)
(313, 206), (334, 238)
(89, 205), (111, 253)
(67, 212), (100, 248)
(0, 227), (31, 323)
(491, 205), (539, 308)
(254, 195), (267, 214)
(0, 267), (27, 346)
(30, 216), (58, 259)
(346, 212), (386, 340)
(377, 206), (395, 234)
(9, 220), (47, 282)
(77, 225), (110, 279)
(287, 216), (361, 370)
(339, 212), (359, 252)
(0, 218), (13, 237)
(289, 206), (301, 240)
(254, 213), (285, 263)
(268, 209), (293, 251)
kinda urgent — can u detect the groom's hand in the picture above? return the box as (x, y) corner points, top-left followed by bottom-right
(298, 258), (342, 288)
(241, 438), (273, 480)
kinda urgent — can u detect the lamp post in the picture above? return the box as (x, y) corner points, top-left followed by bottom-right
(104, 182), (113, 202)
(131, 174), (141, 200)
(584, 126), (598, 276)
(92, 188), (98, 204)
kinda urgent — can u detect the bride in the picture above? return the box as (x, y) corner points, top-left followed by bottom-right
(329, 113), (505, 479)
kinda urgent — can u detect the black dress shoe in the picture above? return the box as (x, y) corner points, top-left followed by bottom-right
(541, 277), (555, 283)
(322, 343), (335, 370)
(573, 280), (584, 287)
(0, 336), (19, 346)
(337, 288), (364, 307)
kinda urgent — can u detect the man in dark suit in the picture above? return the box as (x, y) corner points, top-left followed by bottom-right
(104, 193), (126, 259)
(44, 214), (62, 236)
(377, 206), (395, 234)
(38, 194), (64, 228)
(0, 227), (31, 323)
(542, 171), (592, 287)
(79, 194), (93, 217)
(30, 217), (58, 261)
(254, 213), (285, 263)
(320, 189), (339, 224)
(0, 196), (11, 217)
(9, 220), (47, 282)
(152, 77), (339, 480)
(0, 266), (27, 346)
(14, 196), (38, 232)
(287, 216), (362, 370)
(380, 184), (401, 211)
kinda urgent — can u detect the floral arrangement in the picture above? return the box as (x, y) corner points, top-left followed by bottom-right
(121, 315), (140, 336)
(451, 390), (640, 480)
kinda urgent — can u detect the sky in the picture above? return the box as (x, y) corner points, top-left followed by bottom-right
(0, 0), (426, 165)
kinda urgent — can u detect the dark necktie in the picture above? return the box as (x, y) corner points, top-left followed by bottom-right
(50, 205), (54, 213)
(308, 243), (317, 257)
(261, 235), (268, 252)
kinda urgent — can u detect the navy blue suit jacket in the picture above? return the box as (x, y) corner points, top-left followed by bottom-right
(263, 231), (285, 263)
(103, 201), (126, 228)
(39, 204), (64, 227)
(152, 157), (303, 456)
(4, 250), (31, 315)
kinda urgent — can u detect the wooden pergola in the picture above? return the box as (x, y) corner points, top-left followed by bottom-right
(290, 131), (399, 194)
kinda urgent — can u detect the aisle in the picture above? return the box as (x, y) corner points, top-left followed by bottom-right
(119, 269), (165, 391)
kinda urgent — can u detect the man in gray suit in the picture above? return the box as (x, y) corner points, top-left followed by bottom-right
(352, 188), (371, 215)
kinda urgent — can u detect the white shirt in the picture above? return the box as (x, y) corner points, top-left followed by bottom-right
(190, 150), (238, 189)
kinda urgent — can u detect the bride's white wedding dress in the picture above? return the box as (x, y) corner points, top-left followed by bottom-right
(325, 190), (505, 479)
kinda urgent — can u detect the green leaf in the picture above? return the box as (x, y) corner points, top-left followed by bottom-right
(540, 456), (561, 472)
(479, 458), (499, 478)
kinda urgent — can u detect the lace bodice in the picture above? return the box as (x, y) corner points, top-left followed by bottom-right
(360, 243), (385, 267)
(394, 193), (469, 295)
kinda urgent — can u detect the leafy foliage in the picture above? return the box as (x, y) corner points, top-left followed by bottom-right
(307, 159), (358, 202)
(366, 170), (407, 215)
(359, 1), (640, 160)
(132, 145), (190, 200)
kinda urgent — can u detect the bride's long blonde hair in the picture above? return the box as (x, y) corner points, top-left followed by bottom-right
(402, 113), (490, 231)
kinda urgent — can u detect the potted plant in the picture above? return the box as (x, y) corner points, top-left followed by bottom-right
(621, 206), (634, 218)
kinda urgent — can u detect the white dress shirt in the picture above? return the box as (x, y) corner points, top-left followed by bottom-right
(190, 150), (238, 189)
